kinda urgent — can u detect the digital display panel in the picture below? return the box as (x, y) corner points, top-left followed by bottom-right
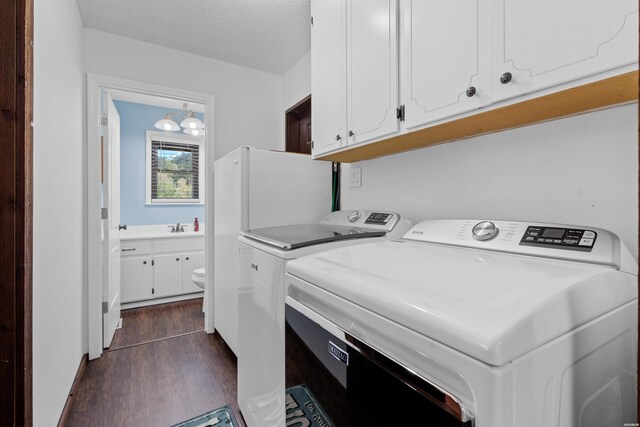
(542, 228), (565, 239)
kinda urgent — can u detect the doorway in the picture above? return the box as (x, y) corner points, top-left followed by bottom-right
(86, 74), (215, 359)
(285, 95), (311, 154)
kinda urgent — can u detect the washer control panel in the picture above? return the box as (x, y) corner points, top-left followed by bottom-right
(364, 212), (394, 225)
(519, 226), (596, 252)
(402, 219), (633, 272)
(472, 221), (499, 241)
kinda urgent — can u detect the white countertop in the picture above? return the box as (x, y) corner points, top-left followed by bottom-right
(120, 224), (206, 241)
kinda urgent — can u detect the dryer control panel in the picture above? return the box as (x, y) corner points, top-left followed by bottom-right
(320, 210), (413, 240)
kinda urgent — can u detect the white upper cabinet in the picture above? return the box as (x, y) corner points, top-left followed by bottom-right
(401, 0), (492, 129)
(311, 0), (348, 156)
(346, 0), (400, 144)
(492, 0), (639, 102)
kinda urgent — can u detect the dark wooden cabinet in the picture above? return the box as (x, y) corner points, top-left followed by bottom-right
(285, 95), (312, 155)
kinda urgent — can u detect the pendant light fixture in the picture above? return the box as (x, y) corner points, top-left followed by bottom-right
(154, 103), (205, 134)
(183, 128), (206, 136)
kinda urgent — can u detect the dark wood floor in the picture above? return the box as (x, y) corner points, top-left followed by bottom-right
(65, 301), (245, 427)
(109, 298), (205, 350)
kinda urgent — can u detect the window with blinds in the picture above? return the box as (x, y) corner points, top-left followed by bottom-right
(150, 139), (201, 202)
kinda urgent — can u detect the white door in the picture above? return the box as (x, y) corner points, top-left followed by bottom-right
(346, 0), (399, 145)
(400, 0), (491, 129)
(102, 93), (122, 348)
(492, 0), (639, 102)
(311, 0), (348, 156)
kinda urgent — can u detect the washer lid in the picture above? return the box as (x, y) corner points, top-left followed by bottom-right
(241, 224), (386, 250)
(285, 240), (637, 366)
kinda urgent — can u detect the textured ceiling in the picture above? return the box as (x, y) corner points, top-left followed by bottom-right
(76, 0), (311, 75)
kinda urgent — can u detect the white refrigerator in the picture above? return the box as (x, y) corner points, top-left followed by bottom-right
(213, 147), (332, 354)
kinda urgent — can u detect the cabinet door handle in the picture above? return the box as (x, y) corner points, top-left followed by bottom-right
(335, 134), (341, 141)
(119, 224), (127, 231)
(176, 258), (180, 261)
(348, 130), (354, 137)
(186, 257), (189, 260)
(466, 86), (476, 97)
(500, 72), (512, 84)
(251, 263), (258, 271)
(122, 248), (136, 252)
(143, 261), (147, 265)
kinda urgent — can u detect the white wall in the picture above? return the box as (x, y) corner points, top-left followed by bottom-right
(83, 29), (284, 159)
(341, 104), (638, 259)
(282, 51), (311, 110)
(33, 0), (85, 425)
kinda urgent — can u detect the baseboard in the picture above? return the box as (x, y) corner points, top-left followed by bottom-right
(122, 292), (203, 310)
(56, 353), (88, 427)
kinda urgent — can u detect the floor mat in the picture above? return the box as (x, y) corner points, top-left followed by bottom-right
(287, 384), (335, 427)
(171, 404), (238, 427)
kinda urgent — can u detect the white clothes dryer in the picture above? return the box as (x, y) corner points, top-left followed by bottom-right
(284, 219), (638, 427)
(236, 210), (413, 427)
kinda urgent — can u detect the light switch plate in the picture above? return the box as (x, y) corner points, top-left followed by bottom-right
(350, 167), (362, 188)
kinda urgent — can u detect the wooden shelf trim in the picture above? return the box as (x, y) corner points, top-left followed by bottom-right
(317, 71), (638, 163)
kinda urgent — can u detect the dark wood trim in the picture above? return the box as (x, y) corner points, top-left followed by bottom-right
(56, 354), (88, 427)
(0, 1), (33, 426)
(285, 94), (312, 114)
(318, 72), (639, 162)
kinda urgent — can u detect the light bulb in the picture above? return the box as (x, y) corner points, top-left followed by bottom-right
(164, 123), (171, 130)
(192, 129), (199, 135)
(189, 122), (197, 129)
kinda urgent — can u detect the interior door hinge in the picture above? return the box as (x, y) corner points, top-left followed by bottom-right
(101, 114), (108, 126)
(101, 207), (108, 220)
(311, 140), (314, 150)
(396, 105), (405, 122)
(102, 301), (108, 314)
(152, 288), (155, 295)
(311, 16), (314, 26)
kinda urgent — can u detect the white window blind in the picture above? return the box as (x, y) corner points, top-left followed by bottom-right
(150, 140), (200, 201)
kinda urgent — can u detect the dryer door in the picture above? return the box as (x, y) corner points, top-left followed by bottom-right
(285, 298), (474, 427)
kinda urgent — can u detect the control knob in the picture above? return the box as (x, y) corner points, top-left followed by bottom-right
(347, 211), (361, 223)
(472, 221), (498, 241)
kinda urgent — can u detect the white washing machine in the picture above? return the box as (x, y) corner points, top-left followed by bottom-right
(236, 210), (413, 427)
(284, 219), (638, 427)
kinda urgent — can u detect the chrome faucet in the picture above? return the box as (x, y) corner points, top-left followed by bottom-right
(168, 223), (187, 233)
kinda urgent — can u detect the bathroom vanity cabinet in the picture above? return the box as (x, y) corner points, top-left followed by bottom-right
(120, 236), (205, 305)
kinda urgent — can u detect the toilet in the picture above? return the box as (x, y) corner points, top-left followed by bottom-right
(191, 267), (205, 289)
(191, 268), (206, 312)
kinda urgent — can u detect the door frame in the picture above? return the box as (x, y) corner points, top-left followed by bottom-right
(86, 74), (215, 359)
(0, 0), (33, 424)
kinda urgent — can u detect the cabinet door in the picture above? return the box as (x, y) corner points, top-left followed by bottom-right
(492, 0), (639, 102)
(121, 256), (153, 303)
(401, 0), (491, 129)
(153, 254), (183, 298)
(311, 0), (348, 156)
(346, 0), (399, 145)
(182, 252), (205, 294)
